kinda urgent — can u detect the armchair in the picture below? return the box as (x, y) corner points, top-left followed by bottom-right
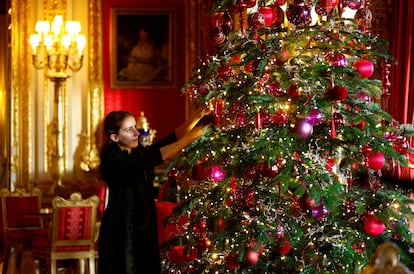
(31, 192), (100, 274)
(0, 187), (48, 273)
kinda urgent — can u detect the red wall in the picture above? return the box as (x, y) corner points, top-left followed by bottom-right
(103, 0), (187, 140)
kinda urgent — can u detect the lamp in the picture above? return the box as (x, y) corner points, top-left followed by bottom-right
(29, 15), (86, 188)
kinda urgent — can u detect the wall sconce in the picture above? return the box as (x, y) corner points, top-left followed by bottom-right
(29, 15), (86, 188)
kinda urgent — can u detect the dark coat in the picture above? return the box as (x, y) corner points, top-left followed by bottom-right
(98, 133), (176, 274)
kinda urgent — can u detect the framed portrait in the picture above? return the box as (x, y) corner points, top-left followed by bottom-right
(111, 8), (175, 88)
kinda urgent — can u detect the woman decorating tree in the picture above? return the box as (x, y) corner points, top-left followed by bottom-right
(98, 106), (210, 274)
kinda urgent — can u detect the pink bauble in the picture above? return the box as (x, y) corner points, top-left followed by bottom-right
(325, 52), (348, 67)
(366, 151), (385, 170)
(364, 215), (385, 236)
(357, 91), (371, 103)
(353, 59), (374, 78)
(343, 0), (362, 10)
(245, 249), (259, 266)
(306, 108), (324, 126)
(294, 119), (313, 140)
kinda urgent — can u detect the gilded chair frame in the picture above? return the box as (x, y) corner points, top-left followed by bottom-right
(32, 192), (99, 274)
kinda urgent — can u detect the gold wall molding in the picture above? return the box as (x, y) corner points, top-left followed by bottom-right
(11, 0), (32, 189)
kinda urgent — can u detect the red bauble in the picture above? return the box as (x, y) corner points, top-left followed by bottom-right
(238, 0), (256, 8)
(269, 5), (285, 27)
(393, 136), (410, 155)
(192, 161), (210, 181)
(274, 0), (286, 5)
(217, 65), (233, 80)
(245, 249), (259, 266)
(353, 59), (374, 78)
(225, 253), (241, 269)
(287, 83), (301, 97)
(326, 85), (348, 101)
(259, 7), (277, 27)
(276, 237), (291, 255)
(366, 151), (385, 170)
(364, 215), (385, 236)
(168, 246), (187, 264)
(211, 27), (226, 45)
(355, 7), (373, 28)
(248, 11), (266, 29)
(271, 109), (289, 127)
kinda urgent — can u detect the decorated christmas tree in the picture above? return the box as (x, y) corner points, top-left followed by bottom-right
(161, 0), (414, 273)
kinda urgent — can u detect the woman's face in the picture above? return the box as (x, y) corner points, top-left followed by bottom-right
(111, 115), (140, 152)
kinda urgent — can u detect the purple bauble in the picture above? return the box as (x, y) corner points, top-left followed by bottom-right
(325, 52), (348, 67)
(312, 201), (329, 221)
(306, 108), (324, 126)
(286, 1), (312, 28)
(357, 91), (371, 103)
(343, 0), (362, 10)
(294, 119), (313, 140)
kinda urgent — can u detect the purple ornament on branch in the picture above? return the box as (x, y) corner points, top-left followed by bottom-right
(286, 1), (312, 28)
(343, 0), (362, 10)
(312, 201), (329, 221)
(325, 52), (348, 67)
(294, 118), (313, 140)
(306, 108), (324, 126)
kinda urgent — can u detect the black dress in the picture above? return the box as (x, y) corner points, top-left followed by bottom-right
(98, 133), (176, 274)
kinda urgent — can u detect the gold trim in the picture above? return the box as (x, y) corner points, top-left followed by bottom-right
(78, 0), (103, 172)
(11, 0), (32, 189)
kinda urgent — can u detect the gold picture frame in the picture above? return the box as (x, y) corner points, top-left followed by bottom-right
(110, 8), (175, 88)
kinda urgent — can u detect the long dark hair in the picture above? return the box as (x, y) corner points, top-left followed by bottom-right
(100, 110), (135, 156)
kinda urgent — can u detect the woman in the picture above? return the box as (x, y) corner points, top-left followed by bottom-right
(98, 108), (209, 274)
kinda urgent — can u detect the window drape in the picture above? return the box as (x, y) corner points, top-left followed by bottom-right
(387, 0), (414, 181)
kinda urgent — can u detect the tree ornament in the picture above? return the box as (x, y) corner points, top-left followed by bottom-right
(353, 59), (374, 78)
(269, 5), (285, 27)
(325, 52), (348, 67)
(352, 241), (366, 254)
(287, 82), (301, 97)
(274, 0), (286, 5)
(221, 11), (233, 35)
(326, 83), (348, 101)
(312, 201), (329, 221)
(306, 108), (324, 126)
(364, 214), (385, 236)
(169, 245), (198, 264)
(225, 252), (241, 269)
(211, 27), (226, 45)
(248, 11), (266, 29)
(294, 118), (313, 140)
(343, 0), (362, 10)
(286, 1), (312, 28)
(392, 136), (410, 155)
(245, 249), (259, 266)
(357, 91), (371, 103)
(276, 237), (291, 255)
(343, 199), (356, 214)
(259, 6), (277, 27)
(355, 7), (373, 29)
(333, 113), (345, 127)
(271, 108), (289, 127)
(217, 65), (233, 80)
(366, 151), (385, 170)
(211, 12), (224, 27)
(299, 192), (316, 210)
(210, 165), (226, 181)
(192, 161), (210, 181)
(235, 186), (259, 211)
(267, 81), (284, 96)
(237, 0), (256, 8)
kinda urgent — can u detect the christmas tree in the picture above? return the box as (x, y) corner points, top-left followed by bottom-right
(161, 0), (414, 273)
